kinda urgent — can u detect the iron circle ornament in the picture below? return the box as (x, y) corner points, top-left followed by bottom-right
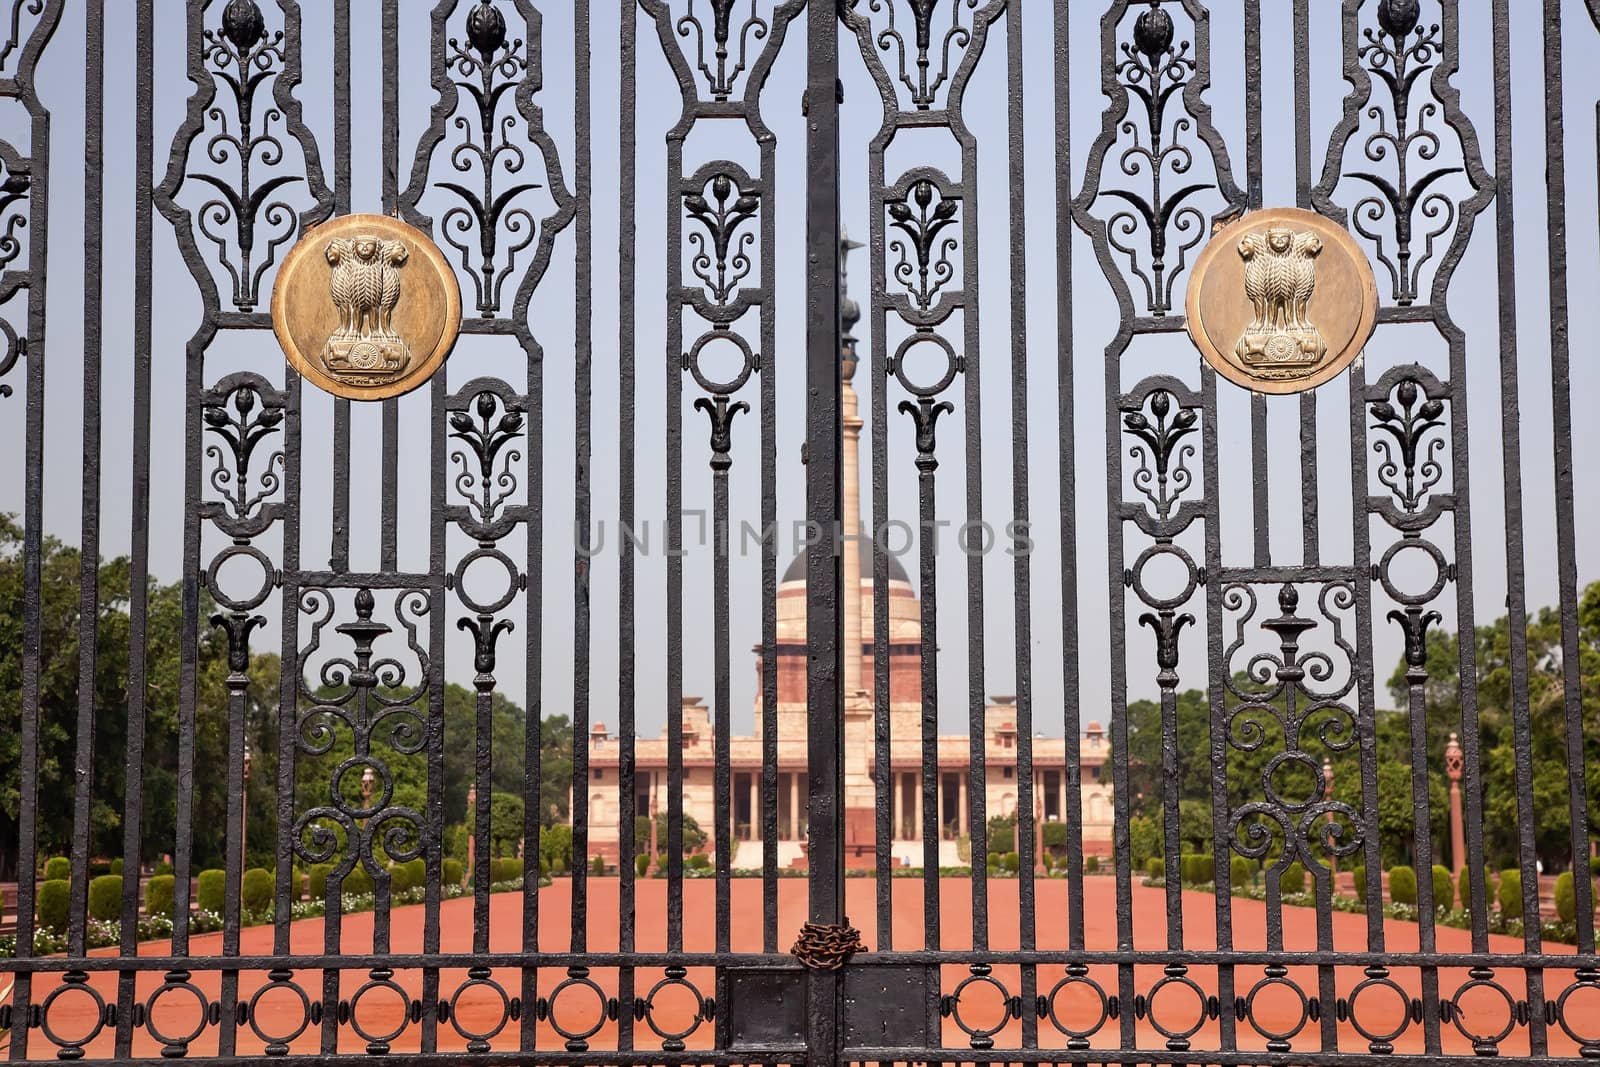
(271, 213), (462, 401)
(1185, 208), (1378, 395)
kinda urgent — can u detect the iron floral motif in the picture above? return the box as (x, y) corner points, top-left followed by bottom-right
(202, 372), (285, 527)
(190, 0), (305, 311)
(887, 177), (959, 311)
(1122, 387), (1196, 522)
(449, 388), (525, 527)
(675, 0), (771, 101)
(1370, 374), (1446, 514)
(0, 141), (29, 274)
(855, 0), (982, 111)
(684, 169), (759, 306)
(438, 1), (544, 316)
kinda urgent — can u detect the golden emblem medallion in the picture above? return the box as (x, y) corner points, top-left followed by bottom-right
(1184, 207), (1378, 394)
(271, 214), (461, 400)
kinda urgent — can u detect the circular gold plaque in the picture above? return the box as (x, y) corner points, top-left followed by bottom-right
(271, 213), (461, 400)
(1184, 207), (1378, 394)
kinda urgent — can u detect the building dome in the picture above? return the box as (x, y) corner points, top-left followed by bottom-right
(781, 550), (910, 586)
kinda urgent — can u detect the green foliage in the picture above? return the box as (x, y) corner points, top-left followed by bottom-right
(489, 857), (523, 884)
(289, 866), (305, 900)
(1277, 861), (1305, 895)
(1556, 870), (1577, 923)
(987, 816), (1016, 855)
(1352, 865), (1367, 899)
(36, 879), (69, 932)
(635, 853), (650, 878)
(540, 824), (574, 869)
(1002, 851), (1021, 873)
(1431, 865), (1454, 909)
(87, 875), (122, 921)
(342, 865), (374, 897)
(241, 868), (273, 913)
(387, 863), (413, 894)
(1591, 855), (1600, 877)
(145, 874), (175, 918)
(1388, 865), (1417, 905)
(1041, 822), (1068, 850)
(1084, 854), (1100, 874)
(1128, 815), (1162, 870)
(110, 858), (123, 876)
(1041, 852), (1054, 873)
(1230, 855), (1255, 890)
(154, 861), (173, 875)
(308, 863), (334, 900)
(44, 857), (70, 881)
(633, 812), (708, 856)
(487, 792), (525, 858)
(686, 852), (711, 871)
(1145, 857), (1164, 881)
(985, 853), (999, 875)
(1179, 853), (1214, 886)
(1498, 869), (1523, 916)
(956, 832), (971, 864)
(197, 869), (226, 914)
(89, 861), (112, 877)
(442, 858), (464, 886)
(591, 854), (606, 876)
(539, 856), (551, 878)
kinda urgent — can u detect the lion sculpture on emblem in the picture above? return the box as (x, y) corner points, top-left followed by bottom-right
(321, 234), (411, 384)
(1234, 226), (1328, 378)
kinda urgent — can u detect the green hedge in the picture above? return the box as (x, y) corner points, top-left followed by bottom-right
(241, 868), (273, 913)
(686, 853), (711, 871)
(442, 858), (464, 886)
(1556, 870), (1577, 923)
(145, 874), (176, 918)
(1229, 855), (1254, 889)
(1278, 861), (1306, 896)
(1084, 854), (1100, 874)
(44, 856), (70, 882)
(635, 854), (650, 878)
(36, 879), (69, 932)
(343, 865), (374, 897)
(110, 858), (124, 876)
(489, 857), (523, 884)
(88, 875), (122, 921)
(1041, 822), (1068, 849)
(987, 817), (1017, 856)
(539, 825), (574, 869)
(1145, 857), (1164, 881)
(1431, 865), (1454, 910)
(1388, 865), (1417, 905)
(197, 869), (227, 915)
(308, 863), (334, 900)
(1498, 869), (1522, 917)
(1002, 851), (1021, 873)
(1352, 865), (1367, 899)
(1180, 853), (1214, 886)
(592, 855), (606, 876)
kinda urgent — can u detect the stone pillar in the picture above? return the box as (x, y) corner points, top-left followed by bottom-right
(1057, 769), (1067, 826)
(747, 774), (758, 840)
(1446, 732), (1465, 876)
(913, 773), (923, 840)
(789, 771), (801, 841)
(958, 773), (969, 837)
(893, 771), (904, 841)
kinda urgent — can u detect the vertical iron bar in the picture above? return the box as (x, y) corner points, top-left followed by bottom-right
(665, 124), (685, 963)
(1053, 0), (1085, 958)
(570, 0), (594, 954)
(1244, 0), (1269, 570)
(804, 2), (843, 1060)
(1489, 0), (1546, 1049)
(330, 0), (351, 572)
(1541, 0), (1595, 954)
(379, 0), (399, 572)
(1294, 0), (1318, 569)
(116, 0), (156, 1052)
(68, 0), (105, 957)
(615, 0), (638, 1047)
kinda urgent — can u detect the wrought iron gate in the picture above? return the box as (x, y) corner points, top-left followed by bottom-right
(4, 0), (1600, 1063)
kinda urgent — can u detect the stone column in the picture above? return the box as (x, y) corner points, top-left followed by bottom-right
(1446, 732), (1465, 876)
(747, 774), (758, 840)
(893, 771), (904, 841)
(789, 771), (800, 841)
(958, 773), (969, 837)
(913, 773), (923, 840)
(1057, 769), (1067, 825)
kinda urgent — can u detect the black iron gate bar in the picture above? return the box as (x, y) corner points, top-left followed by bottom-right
(2, 0), (1600, 1063)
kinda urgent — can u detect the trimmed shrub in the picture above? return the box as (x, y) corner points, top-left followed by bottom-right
(550, 854), (567, 876)
(1388, 865), (1417, 906)
(241, 868), (273, 913)
(402, 859), (425, 892)
(1181, 853), (1214, 885)
(145, 874), (176, 918)
(88, 875), (122, 921)
(1498, 868), (1522, 917)
(308, 863), (334, 900)
(154, 861), (173, 876)
(1431, 865), (1454, 910)
(539, 824), (575, 870)
(1556, 870), (1577, 923)
(489, 857), (524, 884)
(1085, 854), (1100, 874)
(44, 856), (70, 882)
(1041, 852), (1055, 873)
(592, 854), (606, 876)
(442, 858), (464, 886)
(110, 858), (124, 876)
(1279, 862), (1306, 896)
(289, 866), (305, 900)
(1146, 856), (1164, 881)
(1352, 865), (1367, 899)
(36, 879), (70, 932)
(89, 861), (112, 877)
(197, 869), (227, 915)
(635, 854), (650, 878)
(985, 853), (999, 875)
(539, 857), (551, 879)
(1041, 822), (1068, 851)
(987, 816), (1017, 856)
(1002, 851), (1021, 873)
(343, 865), (374, 897)
(386, 864), (411, 894)
(1129, 814), (1162, 871)
(686, 853), (711, 871)
(1230, 855), (1255, 890)
(1591, 855), (1600, 878)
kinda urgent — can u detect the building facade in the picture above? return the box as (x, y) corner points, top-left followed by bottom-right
(585, 248), (1114, 867)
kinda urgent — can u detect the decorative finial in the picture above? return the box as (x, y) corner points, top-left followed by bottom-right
(466, 1), (508, 62)
(840, 229), (863, 378)
(1376, 0), (1421, 39)
(1133, 1), (1175, 63)
(221, 0), (266, 53)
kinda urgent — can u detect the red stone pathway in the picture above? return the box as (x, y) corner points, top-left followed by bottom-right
(4, 877), (1592, 1058)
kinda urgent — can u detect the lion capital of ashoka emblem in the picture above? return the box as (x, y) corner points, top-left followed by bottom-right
(321, 234), (411, 385)
(1234, 227), (1328, 378)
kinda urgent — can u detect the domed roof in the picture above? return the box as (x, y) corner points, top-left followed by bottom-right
(781, 551), (910, 585)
